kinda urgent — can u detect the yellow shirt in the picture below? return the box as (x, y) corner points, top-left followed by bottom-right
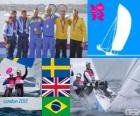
(55, 17), (69, 40)
(70, 17), (87, 42)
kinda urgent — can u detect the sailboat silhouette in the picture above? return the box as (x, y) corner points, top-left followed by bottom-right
(97, 4), (132, 56)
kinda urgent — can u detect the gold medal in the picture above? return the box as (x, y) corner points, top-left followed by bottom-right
(60, 19), (65, 33)
(35, 28), (41, 35)
(46, 17), (50, 20)
(73, 17), (78, 31)
(46, 15), (51, 20)
(34, 28), (37, 32)
(13, 30), (16, 33)
(46, 25), (49, 28)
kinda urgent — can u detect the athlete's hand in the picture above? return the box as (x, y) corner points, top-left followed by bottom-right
(5, 44), (10, 48)
(81, 42), (86, 49)
(5, 39), (10, 49)
(3, 37), (7, 47)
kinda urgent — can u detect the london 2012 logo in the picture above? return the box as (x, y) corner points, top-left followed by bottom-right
(90, 3), (104, 21)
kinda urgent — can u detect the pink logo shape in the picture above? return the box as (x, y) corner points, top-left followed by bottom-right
(6, 67), (13, 74)
(91, 3), (104, 21)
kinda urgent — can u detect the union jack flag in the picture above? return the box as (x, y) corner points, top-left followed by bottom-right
(42, 77), (70, 97)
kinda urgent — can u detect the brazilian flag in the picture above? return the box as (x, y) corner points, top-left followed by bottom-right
(42, 97), (70, 116)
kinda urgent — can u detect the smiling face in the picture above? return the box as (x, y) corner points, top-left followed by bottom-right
(8, 16), (13, 23)
(45, 6), (52, 16)
(60, 9), (66, 18)
(33, 9), (39, 18)
(73, 9), (78, 18)
(10, 10), (17, 21)
(17, 72), (21, 76)
(12, 13), (16, 19)
(86, 63), (91, 69)
(9, 74), (13, 78)
(76, 77), (81, 81)
(21, 10), (27, 19)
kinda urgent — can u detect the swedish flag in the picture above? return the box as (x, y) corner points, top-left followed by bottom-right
(42, 97), (70, 116)
(12, 58), (34, 67)
(42, 58), (70, 78)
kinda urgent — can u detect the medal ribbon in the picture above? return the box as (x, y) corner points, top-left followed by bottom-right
(45, 15), (51, 28)
(73, 17), (78, 31)
(60, 18), (65, 33)
(13, 20), (16, 33)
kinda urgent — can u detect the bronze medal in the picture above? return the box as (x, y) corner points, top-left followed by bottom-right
(73, 17), (78, 31)
(60, 18), (65, 33)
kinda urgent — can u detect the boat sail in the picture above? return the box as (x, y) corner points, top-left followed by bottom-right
(108, 59), (140, 112)
(93, 59), (140, 112)
(97, 4), (132, 56)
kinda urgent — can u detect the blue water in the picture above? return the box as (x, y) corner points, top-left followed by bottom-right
(0, 108), (41, 116)
(71, 111), (124, 116)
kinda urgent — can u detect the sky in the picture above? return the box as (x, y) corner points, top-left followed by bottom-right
(0, 0), (87, 4)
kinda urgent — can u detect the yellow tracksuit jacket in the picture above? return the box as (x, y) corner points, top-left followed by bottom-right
(55, 17), (69, 40)
(70, 17), (87, 43)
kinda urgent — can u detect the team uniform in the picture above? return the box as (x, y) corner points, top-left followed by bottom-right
(29, 16), (43, 58)
(3, 77), (15, 97)
(16, 16), (30, 58)
(55, 17), (69, 58)
(42, 15), (57, 58)
(84, 68), (95, 83)
(3, 21), (17, 59)
(15, 68), (28, 97)
(73, 79), (85, 96)
(70, 17), (87, 58)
